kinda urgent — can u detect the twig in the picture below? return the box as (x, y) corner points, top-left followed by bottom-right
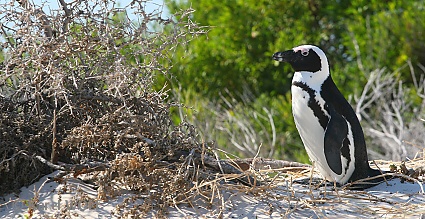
(50, 108), (59, 164)
(372, 160), (390, 186)
(0, 150), (27, 167)
(200, 152), (259, 186)
(0, 198), (20, 207)
(28, 153), (110, 174)
(58, 0), (71, 33)
(226, 158), (310, 171)
(33, 155), (65, 171)
(16, 0), (53, 39)
(1, 24), (15, 48)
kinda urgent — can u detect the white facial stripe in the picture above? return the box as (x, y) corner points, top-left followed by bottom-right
(292, 45), (310, 54)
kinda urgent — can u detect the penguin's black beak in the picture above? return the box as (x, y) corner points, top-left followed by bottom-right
(272, 50), (297, 63)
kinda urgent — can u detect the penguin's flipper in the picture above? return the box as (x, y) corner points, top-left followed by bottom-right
(324, 110), (348, 175)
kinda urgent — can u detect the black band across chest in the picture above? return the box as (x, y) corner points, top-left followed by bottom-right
(292, 81), (329, 129)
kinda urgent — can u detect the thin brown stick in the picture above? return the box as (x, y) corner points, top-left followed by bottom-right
(227, 158), (310, 171)
(50, 108), (58, 164)
(58, 0), (71, 33)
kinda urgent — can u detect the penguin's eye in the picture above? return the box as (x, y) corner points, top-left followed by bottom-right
(301, 50), (309, 56)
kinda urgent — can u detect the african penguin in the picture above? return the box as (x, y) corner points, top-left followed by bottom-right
(272, 45), (385, 188)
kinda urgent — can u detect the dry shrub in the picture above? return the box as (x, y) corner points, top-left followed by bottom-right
(354, 65), (425, 161)
(0, 0), (207, 210)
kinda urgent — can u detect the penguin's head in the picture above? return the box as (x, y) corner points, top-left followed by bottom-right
(272, 45), (329, 74)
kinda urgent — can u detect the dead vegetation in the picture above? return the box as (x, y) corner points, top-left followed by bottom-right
(354, 65), (425, 161)
(0, 0), (200, 213)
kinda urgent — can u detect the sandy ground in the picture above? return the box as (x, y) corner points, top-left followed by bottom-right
(1, 171), (424, 218)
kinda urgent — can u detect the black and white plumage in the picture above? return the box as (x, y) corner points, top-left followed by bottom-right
(272, 45), (384, 187)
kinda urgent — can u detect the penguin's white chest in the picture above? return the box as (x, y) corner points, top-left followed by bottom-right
(291, 85), (353, 183)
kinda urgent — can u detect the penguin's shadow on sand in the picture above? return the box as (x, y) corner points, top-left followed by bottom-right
(293, 176), (424, 194)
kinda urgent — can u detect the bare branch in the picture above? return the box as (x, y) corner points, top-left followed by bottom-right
(1, 24), (15, 48)
(355, 65), (425, 161)
(58, 0), (71, 33)
(227, 158), (310, 171)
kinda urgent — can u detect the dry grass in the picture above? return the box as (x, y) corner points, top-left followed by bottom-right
(56, 151), (424, 217)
